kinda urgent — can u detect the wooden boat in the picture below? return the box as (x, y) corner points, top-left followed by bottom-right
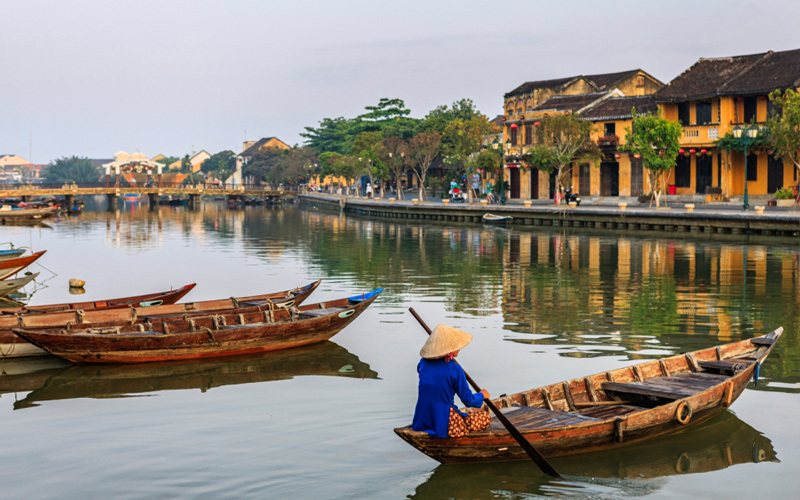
(0, 251), (46, 280)
(13, 288), (382, 363)
(0, 205), (60, 222)
(394, 327), (782, 464)
(0, 281), (195, 314)
(0, 272), (39, 298)
(0, 280), (321, 358)
(482, 213), (512, 225)
(12, 341), (378, 409)
(0, 248), (26, 260)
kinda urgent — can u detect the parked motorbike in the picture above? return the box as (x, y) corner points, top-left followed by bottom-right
(563, 185), (581, 206)
(449, 185), (465, 203)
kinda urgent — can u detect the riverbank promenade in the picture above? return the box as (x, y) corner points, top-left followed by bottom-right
(299, 193), (799, 239)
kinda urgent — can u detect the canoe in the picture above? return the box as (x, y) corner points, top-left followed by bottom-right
(0, 251), (46, 281)
(0, 281), (196, 314)
(0, 248), (26, 261)
(394, 327), (782, 464)
(13, 288), (382, 363)
(0, 280), (321, 358)
(0, 205), (60, 222)
(0, 272), (39, 298)
(12, 341), (378, 409)
(482, 213), (512, 225)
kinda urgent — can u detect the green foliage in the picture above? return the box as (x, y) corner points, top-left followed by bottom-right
(767, 89), (800, 172)
(244, 146), (317, 185)
(525, 114), (599, 192)
(472, 148), (502, 176)
(43, 156), (101, 183)
(201, 150), (236, 180)
(621, 110), (683, 206)
(774, 186), (794, 199)
(714, 129), (771, 153)
(154, 156), (178, 167)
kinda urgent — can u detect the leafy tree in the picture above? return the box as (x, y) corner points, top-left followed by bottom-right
(43, 156), (101, 183)
(352, 131), (387, 198)
(407, 132), (442, 201)
(767, 89), (800, 193)
(319, 151), (358, 197)
(442, 116), (496, 202)
(180, 154), (192, 173)
(526, 114), (600, 204)
(620, 110), (683, 207)
(201, 150), (236, 181)
(301, 117), (356, 155)
(383, 136), (409, 199)
(154, 156), (179, 168)
(246, 146), (318, 186)
(420, 98), (484, 135)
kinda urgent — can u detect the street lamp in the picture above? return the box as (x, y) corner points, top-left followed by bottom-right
(733, 125), (758, 211)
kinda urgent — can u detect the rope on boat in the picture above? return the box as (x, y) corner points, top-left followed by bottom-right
(231, 297), (240, 308)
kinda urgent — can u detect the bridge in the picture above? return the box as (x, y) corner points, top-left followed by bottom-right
(0, 182), (298, 210)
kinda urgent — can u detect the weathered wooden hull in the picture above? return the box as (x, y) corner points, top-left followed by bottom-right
(395, 327), (781, 463)
(13, 290), (380, 363)
(0, 281), (196, 314)
(0, 272), (39, 298)
(0, 251), (46, 281)
(0, 280), (321, 358)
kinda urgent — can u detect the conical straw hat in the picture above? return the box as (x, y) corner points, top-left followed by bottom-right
(420, 324), (473, 359)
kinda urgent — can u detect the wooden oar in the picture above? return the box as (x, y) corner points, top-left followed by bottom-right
(409, 307), (561, 478)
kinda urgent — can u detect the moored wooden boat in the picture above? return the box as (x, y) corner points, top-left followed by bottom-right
(0, 272), (39, 298)
(394, 327), (782, 463)
(0, 248), (26, 261)
(482, 213), (512, 225)
(13, 288), (381, 363)
(0, 251), (46, 280)
(0, 205), (60, 222)
(0, 280), (321, 358)
(0, 281), (196, 314)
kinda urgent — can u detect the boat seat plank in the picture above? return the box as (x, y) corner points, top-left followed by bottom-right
(299, 307), (345, 318)
(697, 359), (752, 374)
(486, 406), (600, 432)
(750, 337), (775, 346)
(575, 404), (641, 419)
(602, 381), (695, 400)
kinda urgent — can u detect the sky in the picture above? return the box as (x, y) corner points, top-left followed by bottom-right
(2, 0), (800, 164)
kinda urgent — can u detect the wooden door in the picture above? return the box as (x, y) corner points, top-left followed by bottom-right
(600, 162), (619, 196)
(510, 168), (520, 199)
(529, 169), (539, 199)
(768, 156), (784, 193)
(630, 158), (643, 196)
(696, 155), (712, 194)
(579, 163), (591, 196)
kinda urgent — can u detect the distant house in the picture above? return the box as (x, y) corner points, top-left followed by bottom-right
(234, 137), (290, 185)
(164, 150), (211, 173)
(0, 154), (39, 183)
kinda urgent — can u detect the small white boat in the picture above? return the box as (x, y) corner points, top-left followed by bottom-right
(482, 213), (513, 225)
(0, 272), (39, 298)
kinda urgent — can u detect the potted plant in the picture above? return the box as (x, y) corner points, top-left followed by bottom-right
(774, 186), (796, 207)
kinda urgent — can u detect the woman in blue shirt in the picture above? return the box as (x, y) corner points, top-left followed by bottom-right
(411, 324), (491, 438)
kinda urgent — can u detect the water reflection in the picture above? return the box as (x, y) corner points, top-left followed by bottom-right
(7, 341), (378, 410)
(407, 411), (775, 499)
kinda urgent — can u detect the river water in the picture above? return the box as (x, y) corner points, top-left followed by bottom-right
(1, 198), (798, 499)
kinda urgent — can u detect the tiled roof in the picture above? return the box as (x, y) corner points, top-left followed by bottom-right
(505, 76), (580, 97)
(579, 95), (658, 121)
(655, 48), (800, 102)
(531, 92), (609, 113)
(240, 137), (284, 157)
(584, 70), (642, 90)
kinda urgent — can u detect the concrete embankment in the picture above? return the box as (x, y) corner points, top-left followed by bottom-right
(299, 194), (799, 240)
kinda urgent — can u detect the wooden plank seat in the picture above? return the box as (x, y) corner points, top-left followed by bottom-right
(603, 372), (728, 401)
(485, 406), (600, 432)
(750, 337), (775, 346)
(697, 359), (753, 374)
(575, 404), (642, 419)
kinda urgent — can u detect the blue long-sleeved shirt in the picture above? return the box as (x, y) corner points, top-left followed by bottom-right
(411, 357), (485, 438)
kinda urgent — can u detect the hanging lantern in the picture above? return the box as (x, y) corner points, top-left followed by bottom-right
(634, 154), (641, 159)
(689, 149), (696, 154)
(510, 123), (518, 129)
(679, 149), (685, 155)
(614, 153), (621, 159)
(700, 148), (708, 155)
(565, 111), (570, 115)
(534, 121), (541, 126)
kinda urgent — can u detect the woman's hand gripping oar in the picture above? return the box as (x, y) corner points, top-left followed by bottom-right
(408, 308), (561, 478)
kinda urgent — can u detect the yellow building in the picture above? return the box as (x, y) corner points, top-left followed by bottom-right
(654, 48), (800, 197)
(501, 70), (664, 200)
